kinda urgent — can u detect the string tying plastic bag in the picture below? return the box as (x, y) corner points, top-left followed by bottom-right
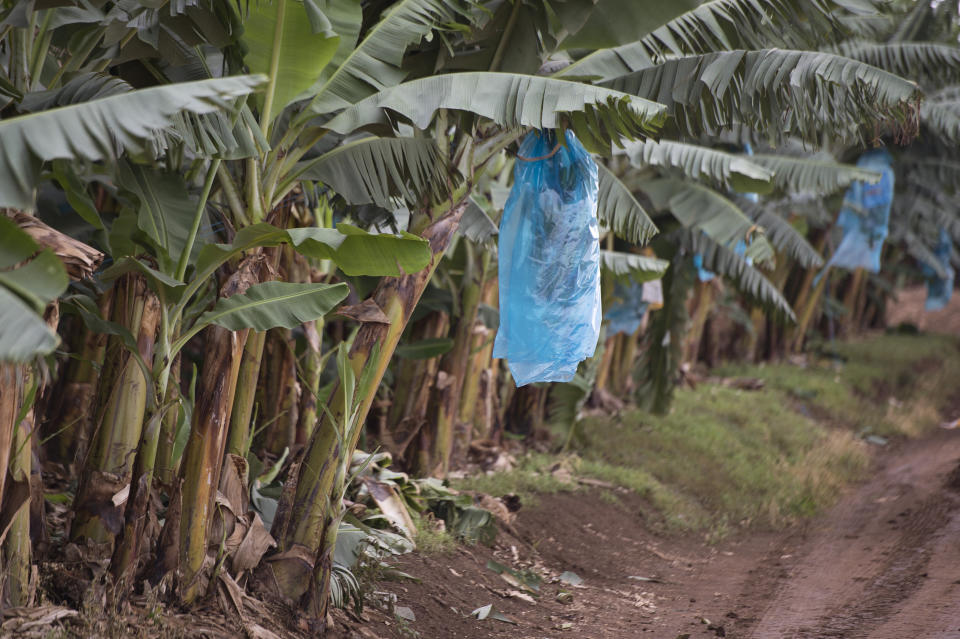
(924, 228), (954, 312)
(824, 149), (894, 273)
(493, 130), (601, 386)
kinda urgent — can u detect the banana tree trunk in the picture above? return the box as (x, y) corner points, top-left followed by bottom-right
(458, 273), (496, 430)
(175, 258), (265, 604)
(47, 305), (110, 466)
(612, 329), (641, 396)
(258, 328), (299, 456)
(226, 331), (267, 459)
(296, 322), (323, 446)
(840, 268), (865, 336)
(71, 275), (159, 545)
(425, 293), (482, 475)
(2, 366), (32, 608)
(385, 311), (448, 469)
(0, 366), (20, 521)
(791, 270), (831, 353)
(263, 203), (466, 620)
(684, 280), (716, 365)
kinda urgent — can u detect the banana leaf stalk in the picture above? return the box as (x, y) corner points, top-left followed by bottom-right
(266, 202), (466, 609)
(155, 354), (181, 485)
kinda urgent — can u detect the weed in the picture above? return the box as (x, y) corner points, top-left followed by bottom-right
(460, 335), (956, 540)
(412, 513), (456, 554)
(450, 453), (578, 503)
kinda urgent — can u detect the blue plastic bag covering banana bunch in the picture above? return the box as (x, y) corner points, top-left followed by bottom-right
(924, 228), (954, 312)
(824, 149), (894, 273)
(605, 279), (663, 336)
(606, 279), (649, 337)
(493, 129), (601, 386)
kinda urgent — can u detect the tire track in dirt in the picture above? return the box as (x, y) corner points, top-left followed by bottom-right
(744, 429), (960, 639)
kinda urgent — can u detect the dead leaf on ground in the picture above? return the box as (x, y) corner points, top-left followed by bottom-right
(471, 604), (518, 624)
(247, 623), (283, 639)
(394, 606), (416, 621)
(558, 571), (583, 586)
(0, 605), (78, 634)
(363, 478), (416, 540)
(504, 590), (536, 604)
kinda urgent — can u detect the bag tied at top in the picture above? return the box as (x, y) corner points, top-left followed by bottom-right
(493, 130), (601, 386)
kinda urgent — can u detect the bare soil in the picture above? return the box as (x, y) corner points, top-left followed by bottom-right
(887, 286), (960, 335)
(334, 428), (960, 639)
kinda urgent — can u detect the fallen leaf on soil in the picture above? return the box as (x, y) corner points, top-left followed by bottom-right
(1, 605), (78, 634)
(217, 572), (245, 622)
(363, 478), (417, 540)
(505, 590), (536, 604)
(394, 606), (416, 621)
(628, 575), (662, 583)
(247, 623), (283, 639)
(486, 559), (540, 593)
(559, 571), (583, 586)
(471, 604), (517, 624)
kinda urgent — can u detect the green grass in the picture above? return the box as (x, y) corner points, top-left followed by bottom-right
(412, 512), (457, 554)
(714, 333), (960, 438)
(450, 453), (578, 504)
(578, 383), (869, 533)
(460, 334), (960, 540)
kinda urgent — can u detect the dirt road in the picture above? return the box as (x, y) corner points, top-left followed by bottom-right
(742, 429), (960, 639)
(345, 427), (960, 639)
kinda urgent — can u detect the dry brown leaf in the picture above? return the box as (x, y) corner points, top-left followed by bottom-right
(363, 478), (416, 540)
(0, 474), (30, 548)
(504, 590), (536, 604)
(232, 513), (276, 575)
(337, 299), (391, 324)
(217, 571), (246, 623)
(220, 454), (249, 515)
(476, 494), (515, 525)
(1, 605), (78, 633)
(246, 622), (283, 639)
(5, 211), (103, 280)
(111, 483), (130, 507)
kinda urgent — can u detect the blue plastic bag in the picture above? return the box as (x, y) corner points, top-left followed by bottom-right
(924, 229), (954, 312)
(493, 130), (601, 386)
(605, 278), (649, 336)
(824, 149), (894, 273)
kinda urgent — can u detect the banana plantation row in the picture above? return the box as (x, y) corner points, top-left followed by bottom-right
(0, 0), (957, 633)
